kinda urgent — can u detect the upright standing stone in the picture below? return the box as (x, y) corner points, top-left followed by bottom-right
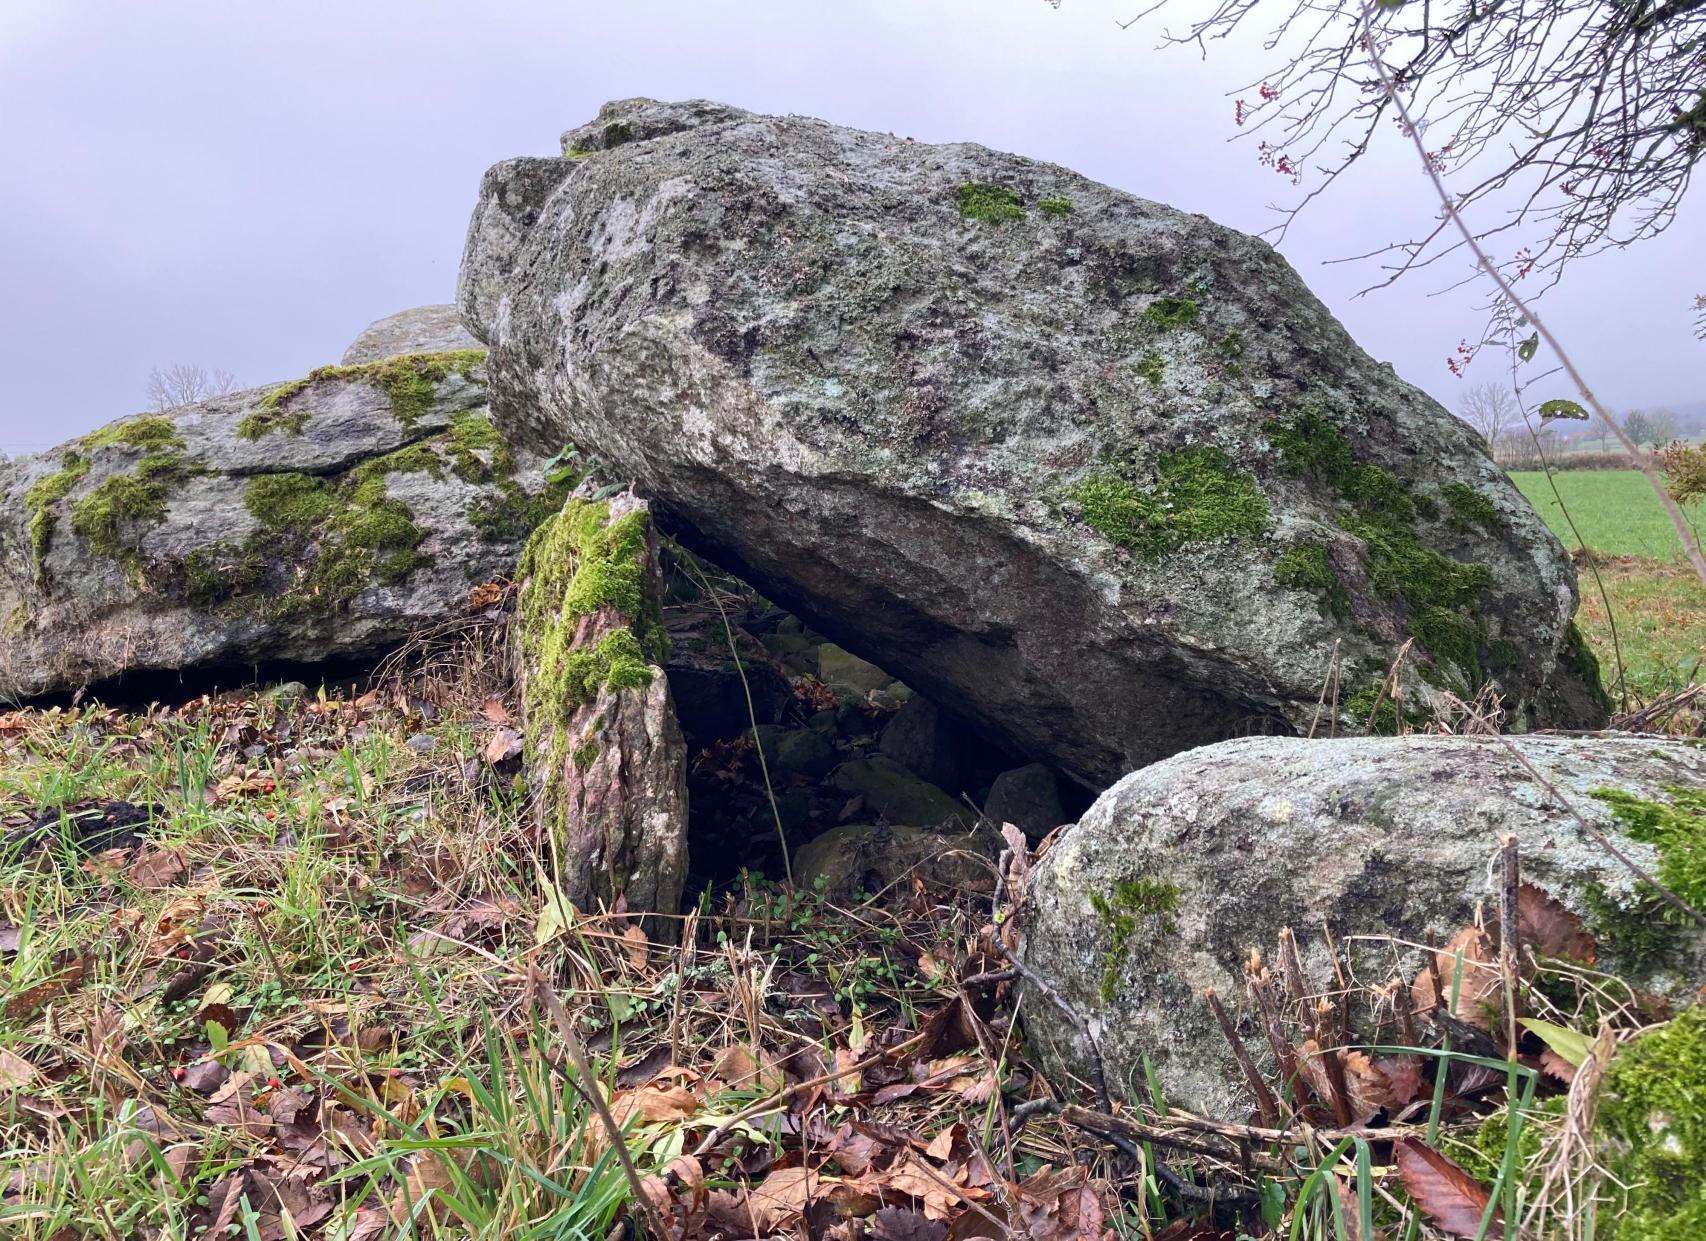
(510, 493), (689, 938)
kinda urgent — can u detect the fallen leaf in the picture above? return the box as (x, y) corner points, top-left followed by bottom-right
(621, 925), (649, 970)
(127, 848), (186, 890)
(484, 728), (523, 765)
(873, 1205), (948, 1241)
(747, 1166), (820, 1232)
(479, 696), (512, 725)
(1393, 1137), (1501, 1239)
(0, 1049), (38, 1089)
(1411, 927), (1501, 1031)
(1516, 884), (1595, 965)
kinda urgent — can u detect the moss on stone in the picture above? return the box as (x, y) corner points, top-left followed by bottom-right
(238, 466), (426, 614)
(244, 473), (336, 531)
(1268, 408), (1494, 681)
(1581, 785), (1706, 972)
(1218, 330), (1244, 359)
(956, 183), (1026, 223)
(1593, 1006), (1706, 1240)
(572, 739), (602, 771)
(1090, 876), (1181, 1004)
(1274, 541), (1349, 616)
(467, 479), (565, 545)
(516, 498), (669, 720)
(1134, 352), (1165, 385)
(1563, 620), (1614, 715)
(442, 412), (514, 483)
(69, 452), (192, 572)
(24, 453), (90, 584)
(245, 348), (487, 436)
(603, 121), (635, 148)
(82, 415), (182, 452)
(181, 544), (268, 608)
(1442, 482), (1500, 533)
(1037, 196), (1073, 216)
(1141, 297), (1199, 329)
(1073, 447), (1269, 560)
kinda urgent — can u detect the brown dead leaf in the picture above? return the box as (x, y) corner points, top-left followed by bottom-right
(478, 696), (512, 725)
(127, 847), (186, 890)
(1411, 927), (1501, 1031)
(1394, 1137), (1501, 1239)
(5, 956), (88, 1020)
(466, 580), (506, 610)
(621, 924), (650, 971)
(1516, 884), (1596, 965)
(873, 1205), (949, 1241)
(0, 1049), (38, 1089)
(747, 1166), (820, 1232)
(1539, 1048), (1579, 1084)
(609, 1082), (698, 1130)
(483, 728), (523, 765)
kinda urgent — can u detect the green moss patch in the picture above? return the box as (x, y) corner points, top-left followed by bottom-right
(69, 453), (193, 574)
(1141, 298), (1199, 329)
(1442, 482), (1500, 533)
(1090, 876), (1181, 1004)
(1037, 196), (1073, 216)
(241, 348), (487, 438)
(1583, 785), (1706, 971)
(24, 454), (91, 585)
(1134, 352), (1165, 385)
(1267, 409), (1493, 684)
(1073, 447), (1269, 560)
(1593, 1006), (1706, 1240)
(957, 183), (1026, 223)
(1274, 541), (1349, 616)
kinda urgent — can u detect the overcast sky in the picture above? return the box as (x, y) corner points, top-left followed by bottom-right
(1, 0), (1699, 457)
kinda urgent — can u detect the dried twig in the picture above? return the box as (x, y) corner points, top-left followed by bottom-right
(1205, 987), (1279, 1127)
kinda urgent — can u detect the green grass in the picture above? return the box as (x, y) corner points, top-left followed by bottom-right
(1510, 470), (1705, 561)
(1509, 470), (1706, 699)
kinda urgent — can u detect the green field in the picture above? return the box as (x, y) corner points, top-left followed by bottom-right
(1510, 470), (1705, 560)
(1509, 470), (1705, 699)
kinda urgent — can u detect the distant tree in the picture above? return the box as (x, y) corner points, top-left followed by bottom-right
(1623, 408), (1681, 450)
(1696, 294), (1705, 341)
(146, 364), (236, 411)
(1458, 383), (1519, 459)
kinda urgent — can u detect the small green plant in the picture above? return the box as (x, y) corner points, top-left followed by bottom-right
(956, 182), (1026, 223)
(1038, 196), (1073, 216)
(1090, 876), (1180, 1003)
(1134, 352), (1165, 385)
(1218, 330), (1244, 359)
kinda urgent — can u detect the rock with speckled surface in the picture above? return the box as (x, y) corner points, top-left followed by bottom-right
(341, 305), (481, 365)
(458, 97), (1604, 788)
(0, 351), (560, 699)
(1018, 734), (1706, 1120)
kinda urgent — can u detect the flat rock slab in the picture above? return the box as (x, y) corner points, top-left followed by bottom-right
(0, 350), (560, 698)
(1018, 733), (1706, 1120)
(458, 98), (1602, 788)
(342, 305), (480, 366)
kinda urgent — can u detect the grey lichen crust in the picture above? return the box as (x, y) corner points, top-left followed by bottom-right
(458, 97), (1601, 789)
(0, 349), (563, 698)
(1017, 734), (1706, 1121)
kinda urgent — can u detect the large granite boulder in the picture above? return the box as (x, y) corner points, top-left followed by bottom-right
(1018, 734), (1706, 1120)
(0, 349), (562, 698)
(457, 98), (1604, 789)
(341, 305), (481, 366)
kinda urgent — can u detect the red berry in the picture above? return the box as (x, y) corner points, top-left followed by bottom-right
(172, 1066), (186, 1081)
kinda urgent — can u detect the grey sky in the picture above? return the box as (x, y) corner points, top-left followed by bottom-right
(1, 0), (1699, 457)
